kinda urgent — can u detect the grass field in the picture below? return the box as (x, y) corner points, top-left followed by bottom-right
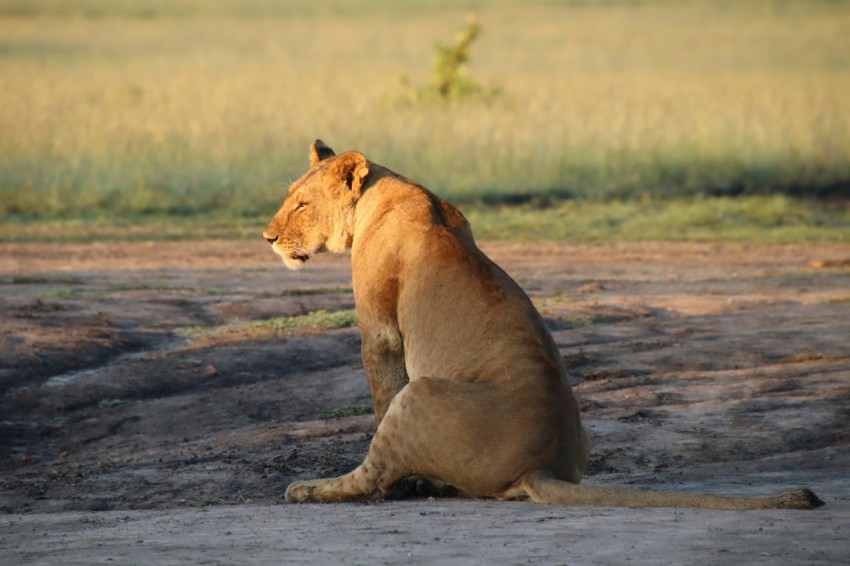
(1, 0), (848, 241)
(2, 195), (847, 244)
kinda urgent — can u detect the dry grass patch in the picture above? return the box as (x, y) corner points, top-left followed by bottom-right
(0, 1), (847, 219)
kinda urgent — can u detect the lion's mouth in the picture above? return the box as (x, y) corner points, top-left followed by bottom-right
(268, 240), (311, 270)
(290, 251), (310, 263)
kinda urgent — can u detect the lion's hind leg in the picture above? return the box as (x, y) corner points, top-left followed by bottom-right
(286, 377), (488, 503)
(285, 384), (428, 503)
(285, 402), (427, 502)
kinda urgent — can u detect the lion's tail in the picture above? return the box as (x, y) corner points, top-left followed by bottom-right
(521, 471), (824, 510)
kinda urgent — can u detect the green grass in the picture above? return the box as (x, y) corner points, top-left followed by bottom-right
(464, 196), (850, 244)
(2, 196), (845, 244)
(179, 309), (358, 338)
(244, 309), (357, 333)
(0, 0), (848, 225)
(0, 213), (264, 242)
(321, 406), (373, 420)
(35, 283), (185, 299)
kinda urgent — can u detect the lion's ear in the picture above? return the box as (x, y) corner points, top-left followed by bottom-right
(333, 152), (370, 195)
(310, 139), (336, 165)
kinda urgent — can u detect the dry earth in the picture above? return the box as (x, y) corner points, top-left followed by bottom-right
(1, 240), (849, 565)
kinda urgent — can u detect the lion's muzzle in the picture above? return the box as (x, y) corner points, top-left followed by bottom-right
(262, 226), (279, 244)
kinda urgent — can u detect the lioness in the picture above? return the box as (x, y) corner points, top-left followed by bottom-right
(263, 140), (823, 510)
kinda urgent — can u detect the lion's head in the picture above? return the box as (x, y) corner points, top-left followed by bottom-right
(263, 140), (370, 270)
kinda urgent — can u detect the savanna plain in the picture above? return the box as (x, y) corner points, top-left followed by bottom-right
(1, 1), (850, 564)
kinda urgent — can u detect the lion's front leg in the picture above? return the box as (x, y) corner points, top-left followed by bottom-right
(360, 330), (409, 424)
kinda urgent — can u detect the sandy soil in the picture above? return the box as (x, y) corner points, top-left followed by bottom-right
(2, 240), (849, 564)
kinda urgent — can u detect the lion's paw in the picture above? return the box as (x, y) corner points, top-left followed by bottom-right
(284, 480), (317, 503)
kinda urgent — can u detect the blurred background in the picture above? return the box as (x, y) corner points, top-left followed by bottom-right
(1, 0), (848, 242)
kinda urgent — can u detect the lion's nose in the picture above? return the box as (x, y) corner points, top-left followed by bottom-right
(263, 219), (281, 244)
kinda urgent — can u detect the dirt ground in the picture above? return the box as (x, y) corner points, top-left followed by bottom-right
(2, 239), (849, 565)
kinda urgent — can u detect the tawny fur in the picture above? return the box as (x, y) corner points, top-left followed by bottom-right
(262, 140), (823, 510)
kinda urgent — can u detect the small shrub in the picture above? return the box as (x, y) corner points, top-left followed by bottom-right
(395, 13), (500, 104)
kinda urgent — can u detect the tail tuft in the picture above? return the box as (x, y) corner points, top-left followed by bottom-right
(775, 488), (824, 510)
